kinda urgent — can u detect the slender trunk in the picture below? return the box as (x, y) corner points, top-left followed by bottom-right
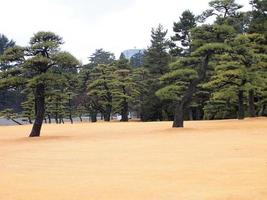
(79, 115), (83, 122)
(91, 112), (97, 122)
(261, 104), (266, 116)
(34, 97), (37, 117)
(196, 107), (202, 120)
(69, 114), (73, 124)
(55, 113), (58, 124)
(238, 90), (245, 120)
(68, 97), (73, 124)
(140, 105), (144, 121)
(173, 103), (184, 127)
(11, 118), (22, 125)
(48, 114), (51, 124)
(28, 117), (32, 124)
(158, 109), (163, 121)
(121, 97), (129, 122)
(29, 83), (45, 137)
(188, 107), (193, 121)
(104, 105), (111, 121)
(248, 89), (256, 117)
(55, 100), (59, 124)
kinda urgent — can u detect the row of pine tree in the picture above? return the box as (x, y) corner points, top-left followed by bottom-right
(0, 0), (266, 136)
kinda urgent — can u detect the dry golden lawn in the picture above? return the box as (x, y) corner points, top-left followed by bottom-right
(0, 118), (267, 200)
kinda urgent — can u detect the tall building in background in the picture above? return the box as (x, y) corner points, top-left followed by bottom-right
(122, 49), (144, 59)
(121, 49), (145, 67)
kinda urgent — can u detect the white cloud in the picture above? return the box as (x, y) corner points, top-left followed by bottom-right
(0, 0), (251, 64)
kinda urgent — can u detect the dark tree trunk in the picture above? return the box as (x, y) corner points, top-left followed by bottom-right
(261, 104), (267, 116)
(173, 103), (184, 127)
(91, 112), (97, 122)
(11, 118), (22, 125)
(121, 98), (129, 122)
(158, 109), (163, 121)
(58, 117), (64, 124)
(55, 113), (59, 124)
(34, 97), (37, 117)
(104, 105), (111, 121)
(140, 104), (145, 121)
(69, 114), (73, 124)
(238, 90), (245, 120)
(28, 117), (32, 124)
(173, 55), (210, 128)
(188, 107), (193, 121)
(79, 115), (83, 122)
(248, 89), (256, 117)
(195, 107), (202, 120)
(29, 83), (45, 137)
(48, 114), (51, 124)
(68, 97), (73, 124)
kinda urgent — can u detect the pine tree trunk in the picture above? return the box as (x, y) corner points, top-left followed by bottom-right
(11, 118), (22, 125)
(121, 98), (129, 122)
(69, 114), (73, 124)
(68, 97), (73, 124)
(173, 103), (184, 127)
(188, 107), (193, 120)
(104, 105), (111, 121)
(261, 104), (266, 116)
(28, 117), (32, 124)
(91, 112), (97, 122)
(48, 115), (51, 124)
(196, 107), (202, 120)
(55, 113), (58, 124)
(248, 89), (256, 117)
(29, 83), (45, 137)
(79, 115), (83, 122)
(238, 90), (245, 120)
(173, 55), (210, 128)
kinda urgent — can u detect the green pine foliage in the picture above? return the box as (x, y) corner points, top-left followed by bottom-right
(0, 0), (267, 133)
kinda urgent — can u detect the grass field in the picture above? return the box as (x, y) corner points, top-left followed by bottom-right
(1, 118), (267, 200)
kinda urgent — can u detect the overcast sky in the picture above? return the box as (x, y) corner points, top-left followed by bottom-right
(1, 0), (250, 64)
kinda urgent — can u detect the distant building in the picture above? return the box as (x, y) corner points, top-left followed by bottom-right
(122, 49), (145, 59)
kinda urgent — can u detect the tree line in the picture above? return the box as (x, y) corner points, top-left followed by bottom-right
(0, 0), (266, 137)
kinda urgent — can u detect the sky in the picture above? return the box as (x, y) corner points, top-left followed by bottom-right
(1, 0), (250, 64)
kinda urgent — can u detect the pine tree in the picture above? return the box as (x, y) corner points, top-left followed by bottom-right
(199, 0), (248, 33)
(0, 34), (15, 56)
(0, 32), (79, 137)
(144, 24), (170, 76)
(157, 22), (234, 127)
(170, 10), (197, 56)
(248, 0), (267, 34)
(89, 49), (115, 66)
(87, 64), (117, 121)
(130, 51), (144, 68)
(113, 57), (139, 121)
(142, 24), (170, 121)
